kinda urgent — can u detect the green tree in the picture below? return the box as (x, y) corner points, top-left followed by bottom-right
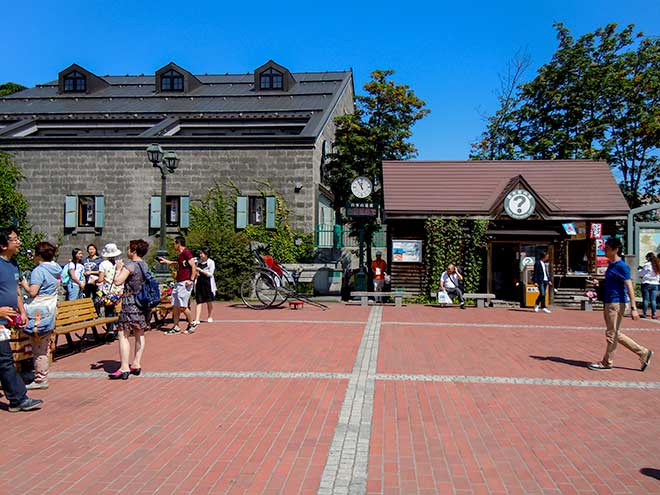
(324, 70), (429, 269)
(471, 23), (660, 206)
(0, 82), (26, 97)
(0, 152), (41, 268)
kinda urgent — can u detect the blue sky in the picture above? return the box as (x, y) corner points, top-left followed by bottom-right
(3, 1), (659, 159)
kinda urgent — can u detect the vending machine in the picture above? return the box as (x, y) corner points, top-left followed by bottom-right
(522, 263), (549, 308)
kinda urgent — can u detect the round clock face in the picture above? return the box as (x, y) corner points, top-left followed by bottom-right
(351, 176), (373, 198)
(504, 189), (536, 220)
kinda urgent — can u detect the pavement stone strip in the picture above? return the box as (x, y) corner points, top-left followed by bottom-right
(1, 302), (658, 494)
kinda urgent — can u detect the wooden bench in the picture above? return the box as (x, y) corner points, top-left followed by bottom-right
(350, 291), (417, 307)
(151, 296), (173, 328)
(573, 295), (593, 311)
(430, 292), (496, 308)
(53, 298), (118, 357)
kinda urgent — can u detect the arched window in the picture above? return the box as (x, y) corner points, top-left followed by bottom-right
(260, 68), (284, 90)
(161, 70), (184, 92)
(63, 71), (87, 92)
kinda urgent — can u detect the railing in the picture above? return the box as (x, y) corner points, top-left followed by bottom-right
(315, 224), (387, 249)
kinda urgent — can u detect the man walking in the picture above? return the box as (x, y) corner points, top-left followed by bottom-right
(158, 236), (198, 334)
(440, 264), (465, 309)
(588, 237), (653, 371)
(0, 227), (43, 412)
(533, 252), (552, 313)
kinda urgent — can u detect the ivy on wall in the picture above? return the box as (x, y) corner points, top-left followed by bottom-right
(423, 217), (488, 300)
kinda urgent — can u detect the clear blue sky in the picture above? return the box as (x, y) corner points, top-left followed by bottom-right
(3, 1), (658, 159)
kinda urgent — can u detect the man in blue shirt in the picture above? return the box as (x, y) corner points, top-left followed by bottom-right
(0, 228), (43, 411)
(589, 237), (653, 371)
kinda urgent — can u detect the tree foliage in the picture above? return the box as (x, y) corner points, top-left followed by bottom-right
(0, 152), (42, 268)
(184, 182), (314, 299)
(471, 23), (660, 207)
(325, 70), (430, 223)
(0, 82), (26, 97)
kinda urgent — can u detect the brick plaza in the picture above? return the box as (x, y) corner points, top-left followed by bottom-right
(2, 303), (659, 494)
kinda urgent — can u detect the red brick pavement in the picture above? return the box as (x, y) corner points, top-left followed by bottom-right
(369, 382), (659, 495)
(1, 303), (658, 494)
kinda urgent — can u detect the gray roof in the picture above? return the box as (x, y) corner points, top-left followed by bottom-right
(0, 69), (352, 142)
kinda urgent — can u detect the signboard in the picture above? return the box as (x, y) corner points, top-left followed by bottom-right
(504, 189), (536, 220)
(590, 223), (602, 239)
(562, 223), (577, 235)
(346, 202), (377, 218)
(392, 240), (422, 263)
(638, 227), (660, 267)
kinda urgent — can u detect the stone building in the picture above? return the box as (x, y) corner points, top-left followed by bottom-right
(0, 60), (353, 259)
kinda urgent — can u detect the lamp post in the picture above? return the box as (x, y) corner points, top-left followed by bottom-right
(146, 143), (179, 275)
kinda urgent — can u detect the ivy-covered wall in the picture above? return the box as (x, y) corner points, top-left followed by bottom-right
(423, 218), (488, 299)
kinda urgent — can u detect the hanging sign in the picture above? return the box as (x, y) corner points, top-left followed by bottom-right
(346, 202), (377, 218)
(562, 223), (577, 235)
(590, 223), (602, 239)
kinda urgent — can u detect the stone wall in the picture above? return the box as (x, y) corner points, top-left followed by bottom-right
(10, 147), (315, 262)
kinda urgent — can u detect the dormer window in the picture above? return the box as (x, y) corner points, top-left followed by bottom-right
(260, 68), (284, 90)
(63, 71), (87, 92)
(161, 70), (184, 92)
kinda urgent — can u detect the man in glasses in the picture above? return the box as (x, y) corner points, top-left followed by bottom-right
(0, 227), (43, 412)
(588, 236), (653, 372)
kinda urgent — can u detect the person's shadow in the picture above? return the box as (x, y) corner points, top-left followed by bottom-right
(530, 355), (591, 368)
(640, 468), (660, 480)
(530, 355), (639, 371)
(90, 360), (120, 372)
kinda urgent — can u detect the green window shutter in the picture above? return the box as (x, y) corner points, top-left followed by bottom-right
(180, 196), (190, 229)
(94, 196), (105, 228)
(65, 196), (77, 228)
(236, 196), (248, 229)
(265, 196), (276, 229)
(150, 196), (161, 229)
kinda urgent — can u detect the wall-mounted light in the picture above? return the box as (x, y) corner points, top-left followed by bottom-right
(294, 182), (303, 193)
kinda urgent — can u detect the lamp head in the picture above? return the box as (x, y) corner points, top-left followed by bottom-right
(146, 143), (164, 164)
(163, 151), (179, 173)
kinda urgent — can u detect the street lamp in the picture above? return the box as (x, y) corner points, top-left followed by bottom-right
(147, 143), (179, 275)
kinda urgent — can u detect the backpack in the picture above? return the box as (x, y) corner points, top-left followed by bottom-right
(60, 263), (72, 285)
(135, 261), (161, 310)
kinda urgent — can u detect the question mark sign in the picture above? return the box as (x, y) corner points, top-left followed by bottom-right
(514, 195), (526, 213)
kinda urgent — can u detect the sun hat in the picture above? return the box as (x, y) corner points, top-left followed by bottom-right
(101, 243), (122, 258)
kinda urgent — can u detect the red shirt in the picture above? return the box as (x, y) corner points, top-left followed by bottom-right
(371, 259), (387, 280)
(176, 248), (194, 282)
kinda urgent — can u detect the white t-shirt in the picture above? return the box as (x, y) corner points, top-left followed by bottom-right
(441, 271), (459, 289)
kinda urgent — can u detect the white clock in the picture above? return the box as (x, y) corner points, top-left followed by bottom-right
(351, 176), (373, 199)
(504, 189), (536, 220)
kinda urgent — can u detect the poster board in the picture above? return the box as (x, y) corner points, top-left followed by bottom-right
(637, 226), (660, 267)
(392, 240), (422, 263)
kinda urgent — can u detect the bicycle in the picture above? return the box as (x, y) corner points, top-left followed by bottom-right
(240, 246), (327, 310)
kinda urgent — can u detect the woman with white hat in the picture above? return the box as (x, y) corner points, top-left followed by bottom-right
(97, 243), (123, 339)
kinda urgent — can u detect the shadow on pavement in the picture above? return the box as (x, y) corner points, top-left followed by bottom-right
(530, 355), (639, 371)
(90, 360), (120, 372)
(640, 468), (660, 480)
(530, 355), (591, 368)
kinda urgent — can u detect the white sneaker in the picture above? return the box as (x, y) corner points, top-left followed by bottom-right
(542, 308), (551, 314)
(534, 305), (539, 312)
(192, 320), (201, 326)
(207, 318), (213, 323)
